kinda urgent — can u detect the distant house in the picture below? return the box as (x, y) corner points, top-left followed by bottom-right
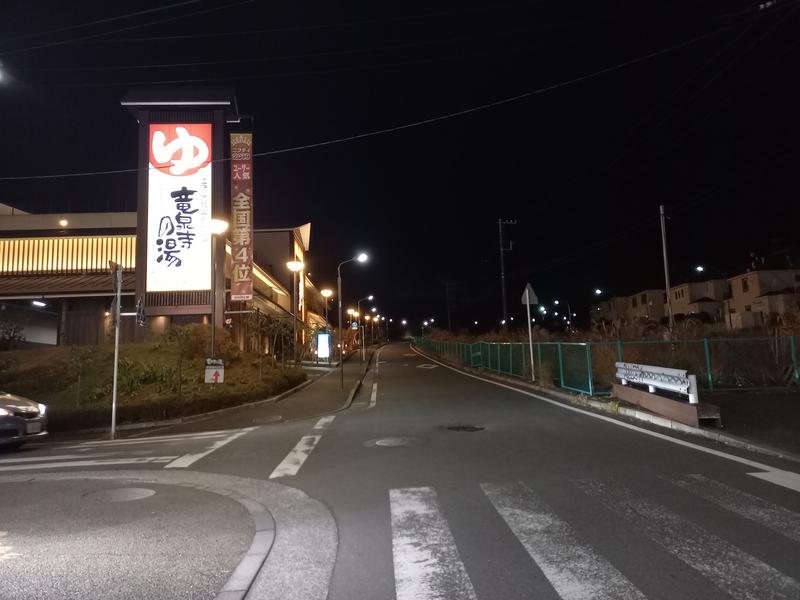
(670, 279), (728, 323)
(725, 269), (800, 329)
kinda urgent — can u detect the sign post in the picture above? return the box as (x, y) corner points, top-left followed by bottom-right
(521, 283), (538, 383)
(205, 358), (224, 384)
(109, 261), (123, 439)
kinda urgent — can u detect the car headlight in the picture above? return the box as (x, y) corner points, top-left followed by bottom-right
(0, 408), (10, 417)
(37, 403), (47, 416)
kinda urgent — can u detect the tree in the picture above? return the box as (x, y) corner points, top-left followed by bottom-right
(0, 318), (25, 350)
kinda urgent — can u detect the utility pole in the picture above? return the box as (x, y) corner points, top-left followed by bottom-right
(498, 218), (517, 325)
(660, 205), (675, 331)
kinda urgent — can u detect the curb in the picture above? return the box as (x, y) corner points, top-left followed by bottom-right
(412, 345), (800, 465)
(51, 377), (315, 438)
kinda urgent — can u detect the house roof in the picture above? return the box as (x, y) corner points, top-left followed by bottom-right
(0, 273), (135, 299)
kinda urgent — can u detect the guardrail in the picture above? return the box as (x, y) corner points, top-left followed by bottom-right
(616, 362), (699, 404)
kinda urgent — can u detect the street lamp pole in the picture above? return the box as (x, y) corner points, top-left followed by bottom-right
(357, 294), (373, 363)
(660, 204), (675, 331)
(337, 253), (369, 391)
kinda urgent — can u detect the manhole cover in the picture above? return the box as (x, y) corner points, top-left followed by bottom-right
(85, 487), (156, 502)
(365, 436), (426, 447)
(445, 425), (485, 432)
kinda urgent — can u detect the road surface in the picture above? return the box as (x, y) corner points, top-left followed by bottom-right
(2, 342), (799, 600)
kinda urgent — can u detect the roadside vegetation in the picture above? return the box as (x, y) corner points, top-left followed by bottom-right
(0, 324), (305, 432)
(423, 316), (800, 390)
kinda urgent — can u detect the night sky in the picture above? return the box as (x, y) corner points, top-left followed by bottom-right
(1, 1), (798, 329)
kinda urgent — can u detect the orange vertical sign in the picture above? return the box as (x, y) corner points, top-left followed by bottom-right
(230, 133), (253, 301)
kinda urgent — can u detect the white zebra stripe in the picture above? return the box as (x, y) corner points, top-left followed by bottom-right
(268, 435), (321, 479)
(671, 474), (800, 543)
(482, 481), (645, 600)
(390, 486), (477, 600)
(575, 479), (800, 600)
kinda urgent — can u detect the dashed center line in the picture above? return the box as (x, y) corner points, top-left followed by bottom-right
(269, 435), (321, 479)
(369, 383), (378, 409)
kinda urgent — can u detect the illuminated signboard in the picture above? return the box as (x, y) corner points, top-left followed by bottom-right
(317, 331), (332, 359)
(230, 133), (253, 301)
(146, 123), (212, 292)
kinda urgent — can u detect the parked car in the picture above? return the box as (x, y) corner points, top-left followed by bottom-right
(0, 391), (48, 449)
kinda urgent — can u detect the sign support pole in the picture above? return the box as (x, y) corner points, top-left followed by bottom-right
(110, 262), (122, 440)
(526, 288), (535, 382)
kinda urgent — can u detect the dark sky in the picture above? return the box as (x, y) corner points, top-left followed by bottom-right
(1, 0), (798, 329)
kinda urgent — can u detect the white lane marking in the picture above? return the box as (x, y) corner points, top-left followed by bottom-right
(575, 478), (800, 599)
(164, 427), (256, 469)
(0, 456), (177, 472)
(313, 416), (336, 430)
(390, 486), (477, 600)
(0, 453), (122, 464)
(269, 435), (321, 479)
(402, 353), (416, 357)
(409, 346), (800, 488)
(417, 364), (438, 369)
(67, 429), (238, 448)
(749, 470), (800, 494)
(369, 383), (378, 409)
(0, 532), (21, 561)
(671, 474), (800, 543)
(482, 481), (645, 600)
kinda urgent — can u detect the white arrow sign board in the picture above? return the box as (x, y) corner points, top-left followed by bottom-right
(521, 283), (538, 305)
(205, 358), (224, 384)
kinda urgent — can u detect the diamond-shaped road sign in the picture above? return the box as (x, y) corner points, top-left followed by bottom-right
(521, 283), (538, 305)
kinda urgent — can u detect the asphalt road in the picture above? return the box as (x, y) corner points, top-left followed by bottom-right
(2, 342), (800, 600)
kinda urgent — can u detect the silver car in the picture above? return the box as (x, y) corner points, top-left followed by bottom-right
(0, 391), (48, 449)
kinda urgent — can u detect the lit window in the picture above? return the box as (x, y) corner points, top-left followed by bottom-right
(742, 278), (749, 293)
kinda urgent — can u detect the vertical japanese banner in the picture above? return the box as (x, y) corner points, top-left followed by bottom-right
(146, 123), (212, 292)
(230, 133), (254, 301)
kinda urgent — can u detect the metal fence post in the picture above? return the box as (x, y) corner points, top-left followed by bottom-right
(537, 343), (542, 381)
(703, 338), (714, 391)
(791, 336), (799, 382)
(510, 344), (514, 374)
(557, 342), (564, 388)
(616, 339), (623, 362)
(496, 343), (501, 373)
(586, 343), (594, 396)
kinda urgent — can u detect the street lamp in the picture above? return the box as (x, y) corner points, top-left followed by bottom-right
(357, 294), (374, 363)
(338, 252), (369, 390)
(695, 265), (705, 273)
(286, 260), (305, 364)
(594, 288), (603, 296)
(209, 218), (229, 358)
(321, 288), (333, 325)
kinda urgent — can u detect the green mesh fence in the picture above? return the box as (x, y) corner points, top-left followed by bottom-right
(413, 335), (800, 396)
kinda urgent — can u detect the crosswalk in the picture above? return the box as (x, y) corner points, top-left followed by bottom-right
(390, 475), (800, 600)
(0, 428), (255, 472)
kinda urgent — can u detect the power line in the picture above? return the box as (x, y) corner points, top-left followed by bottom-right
(0, 1), (200, 46)
(0, 0), (256, 57)
(0, 23), (752, 181)
(57, 43), (530, 87)
(68, 2), (529, 45)
(17, 28), (535, 72)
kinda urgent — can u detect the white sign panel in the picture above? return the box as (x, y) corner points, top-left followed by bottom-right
(147, 123), (213, 292)
(521, 283), (538, 305)
(205, 358), (224, 384)
(317, 332), (331, 359)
